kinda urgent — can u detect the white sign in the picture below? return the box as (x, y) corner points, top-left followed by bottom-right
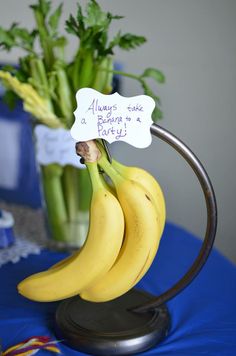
(71, 88), (155, 148)
(34, 125), (84, 168)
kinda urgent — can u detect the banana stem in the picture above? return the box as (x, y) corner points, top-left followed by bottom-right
(77, 168), (92, 211)
(75, 141), (104, 205)
(86, 162), (103, 193)
(75, 140), (101, 163)
(111, 159), (127, 173)
(98, 155), (123, 185)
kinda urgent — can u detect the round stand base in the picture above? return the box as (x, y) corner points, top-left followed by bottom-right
(55, 289), (170, 355)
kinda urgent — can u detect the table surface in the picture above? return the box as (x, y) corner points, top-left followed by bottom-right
(1, 222), (236, 355)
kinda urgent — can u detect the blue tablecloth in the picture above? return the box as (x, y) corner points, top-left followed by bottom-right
(1, 222), (236, 355)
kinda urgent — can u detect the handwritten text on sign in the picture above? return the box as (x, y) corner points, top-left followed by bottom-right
(71, 88), (155, 148)
(34, 125), (84, 168)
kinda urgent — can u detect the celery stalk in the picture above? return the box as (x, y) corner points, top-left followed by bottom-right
(92, 58), (109, 92)
(29, 57), (54, 112)
(71, 50), (82, 91)
(31, 2), (55, 70)
(41, 164), (68, 242)
(62, 165), (79, 221)
(77, 50), (94, 89)
(55, 65), (74, 127)
(62, 166), (91, 246)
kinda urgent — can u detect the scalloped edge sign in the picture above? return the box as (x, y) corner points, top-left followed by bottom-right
(34, 125), (85, 168)
(71, 88), (155, 148)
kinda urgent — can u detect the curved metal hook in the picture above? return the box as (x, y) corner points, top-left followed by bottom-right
(132, 123), (217, 313)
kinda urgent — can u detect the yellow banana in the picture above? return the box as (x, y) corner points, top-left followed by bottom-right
(18, 162), (125, 302)
(81, 154), (162, 303)
(49, 251), (79, 271)
(112, 159), (166, 235)
(97, 142), (165, 233)
(48, 172), (116, 272)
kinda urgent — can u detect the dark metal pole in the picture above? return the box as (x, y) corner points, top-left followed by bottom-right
(132, 123), (217, 313)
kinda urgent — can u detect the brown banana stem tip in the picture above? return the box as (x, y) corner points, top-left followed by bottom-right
(75, 140), (101, 163)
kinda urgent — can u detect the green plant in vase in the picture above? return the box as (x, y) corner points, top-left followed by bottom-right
(0, 0), (165, 249)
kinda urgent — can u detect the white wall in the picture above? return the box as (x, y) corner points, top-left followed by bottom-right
(1, 0), (236, 262)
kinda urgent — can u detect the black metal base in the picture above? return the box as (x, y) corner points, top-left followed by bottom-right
(55, 289), (170, 355)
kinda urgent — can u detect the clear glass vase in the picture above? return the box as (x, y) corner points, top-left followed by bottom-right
(40, 163), (91, 251)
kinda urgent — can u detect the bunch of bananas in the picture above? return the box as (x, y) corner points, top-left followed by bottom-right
(18, 141), (166, 303)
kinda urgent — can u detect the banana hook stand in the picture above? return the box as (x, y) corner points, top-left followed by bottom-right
(55, 124), (217, 355)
